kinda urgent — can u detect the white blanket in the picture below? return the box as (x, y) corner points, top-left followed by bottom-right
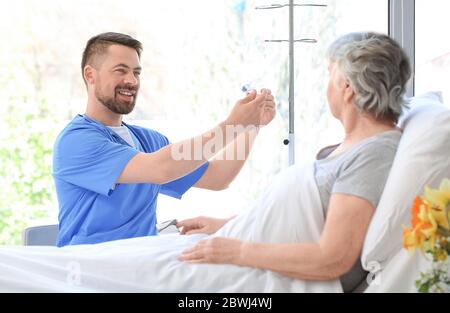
(0, 163), (342, 292)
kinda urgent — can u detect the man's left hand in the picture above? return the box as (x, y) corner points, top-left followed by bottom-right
(259, 88), (276, 126)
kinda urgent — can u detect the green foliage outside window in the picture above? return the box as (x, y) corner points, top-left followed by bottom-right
(0, 97), (57, 244)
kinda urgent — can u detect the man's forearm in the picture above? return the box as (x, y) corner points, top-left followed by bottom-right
(194, 127), (258, 190)
(118, 89), (268, 185)
(118, 121), (252, 184)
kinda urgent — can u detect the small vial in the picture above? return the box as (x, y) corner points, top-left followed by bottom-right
(241, 83), (256, 94)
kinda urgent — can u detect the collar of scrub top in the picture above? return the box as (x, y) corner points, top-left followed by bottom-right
(80, 114), (140, 148)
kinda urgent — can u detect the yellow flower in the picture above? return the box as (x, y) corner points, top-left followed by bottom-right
(423, 178), (450, 230)
(403, 179), (450, 292)
(402, 180), (450, 256)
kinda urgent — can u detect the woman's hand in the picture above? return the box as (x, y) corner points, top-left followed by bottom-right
(177, 216), (233, 235)
(179, 237), (243, 265)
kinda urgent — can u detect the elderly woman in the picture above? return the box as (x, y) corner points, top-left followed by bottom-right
(178, 32), (412, 292)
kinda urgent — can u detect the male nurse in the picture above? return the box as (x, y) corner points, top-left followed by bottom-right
(53, 32), (275, 246)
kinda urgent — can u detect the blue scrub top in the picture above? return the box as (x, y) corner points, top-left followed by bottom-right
(53, 115), (209, 247)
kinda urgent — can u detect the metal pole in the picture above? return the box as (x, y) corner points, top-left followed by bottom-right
(288, 0), (295, 165)
(389, 0), (415, 97)
(255, 2), (326, 166)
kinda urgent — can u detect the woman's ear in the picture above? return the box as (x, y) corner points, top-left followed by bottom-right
(343, 83), (355, 105)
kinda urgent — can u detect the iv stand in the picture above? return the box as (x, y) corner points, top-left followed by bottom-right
(255, 1), (326, 166)
(288, 0), (295, 166)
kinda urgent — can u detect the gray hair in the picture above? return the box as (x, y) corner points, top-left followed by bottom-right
(327, 32), (411, 123)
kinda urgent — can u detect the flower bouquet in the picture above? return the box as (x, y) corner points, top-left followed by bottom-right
(402, 178), (450, 293)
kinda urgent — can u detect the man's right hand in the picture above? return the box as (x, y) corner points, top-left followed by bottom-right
(177, 216), (233, 235)
(225, 89), (269, 128)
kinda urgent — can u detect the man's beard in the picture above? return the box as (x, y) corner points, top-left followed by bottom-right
(95, 86), (137, 115)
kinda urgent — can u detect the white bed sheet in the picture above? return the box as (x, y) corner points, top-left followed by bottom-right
(0, 163), (342, 293)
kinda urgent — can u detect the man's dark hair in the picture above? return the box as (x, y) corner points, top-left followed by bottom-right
(81, 32), (143, 83)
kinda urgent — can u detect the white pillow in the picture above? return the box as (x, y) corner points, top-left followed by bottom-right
(361, 91), (450, 269)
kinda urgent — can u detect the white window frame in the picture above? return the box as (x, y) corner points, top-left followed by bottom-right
(389, 0), (415, 97)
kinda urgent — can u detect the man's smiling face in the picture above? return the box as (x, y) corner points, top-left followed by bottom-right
(93, 44), (142, 114)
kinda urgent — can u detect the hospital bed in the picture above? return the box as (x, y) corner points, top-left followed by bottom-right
(361, 91), (450, 292)
(19, 92), (450, 292)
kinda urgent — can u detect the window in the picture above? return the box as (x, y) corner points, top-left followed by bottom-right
(0, 0), (389, 243)
(415, 0), (450, 103)
(290, 0), (389, 165)
(158, 0), (389, 221)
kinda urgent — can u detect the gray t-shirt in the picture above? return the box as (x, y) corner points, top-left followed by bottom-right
(313, 130), (402, 292)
